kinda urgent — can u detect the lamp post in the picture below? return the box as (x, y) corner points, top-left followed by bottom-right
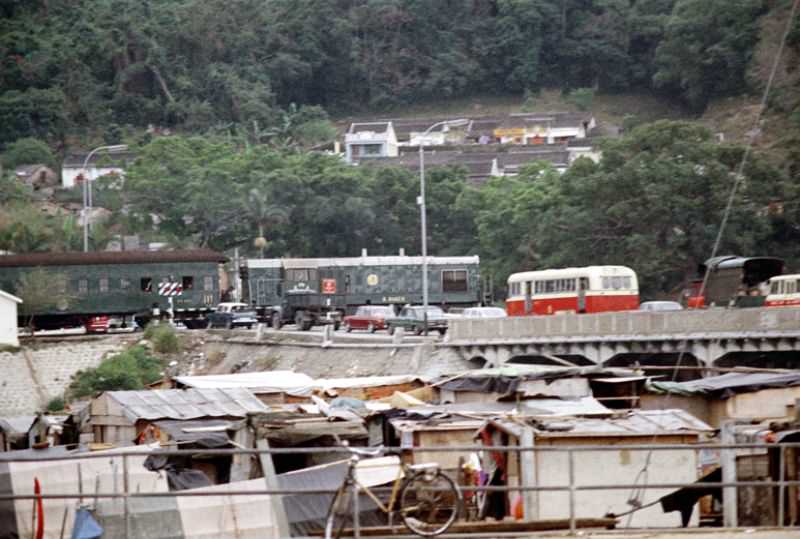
(82, 144), (128, 252)
(418, 119), (469, 335)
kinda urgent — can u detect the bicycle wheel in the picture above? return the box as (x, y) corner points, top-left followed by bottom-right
(400, 471), (461, 536)
(325, 483), (353, 539)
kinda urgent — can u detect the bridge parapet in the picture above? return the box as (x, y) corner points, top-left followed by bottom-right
(449, 307), (800, 342)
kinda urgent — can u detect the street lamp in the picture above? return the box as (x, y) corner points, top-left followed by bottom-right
(418, 119), (469, 335)
(82, 144), (128, 252)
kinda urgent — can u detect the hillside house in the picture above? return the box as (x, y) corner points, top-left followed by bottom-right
(493, 112), (595, 145)
(344, 122), (399, 163)
(61, 151), (134, 189)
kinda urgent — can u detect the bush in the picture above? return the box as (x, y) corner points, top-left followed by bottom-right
(2, 137), (56, 169)
(144, 323), (181, 354)
(46, 397), (65, 412)
(68, 345), (164, 399)
(566, 88), (595, 111)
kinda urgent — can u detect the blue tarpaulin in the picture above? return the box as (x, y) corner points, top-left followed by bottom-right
(71, 508), (103, 539)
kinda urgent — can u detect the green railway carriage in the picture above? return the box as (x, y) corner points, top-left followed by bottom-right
(241, 254), (482, 315)
(0, 250), (227, 330)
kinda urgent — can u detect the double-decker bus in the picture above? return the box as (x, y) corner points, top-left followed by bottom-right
(506, 265), (639, 316)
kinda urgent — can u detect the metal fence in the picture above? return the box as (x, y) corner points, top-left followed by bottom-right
(2, 442), (800, 538)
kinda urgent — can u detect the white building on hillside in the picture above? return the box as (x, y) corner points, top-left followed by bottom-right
(344, 122), (399, 163)
(61, 152), (134, 189)
(0, 290), (22, 347)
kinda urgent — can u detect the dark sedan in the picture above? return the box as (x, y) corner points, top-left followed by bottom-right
(386, 305), (448, 335)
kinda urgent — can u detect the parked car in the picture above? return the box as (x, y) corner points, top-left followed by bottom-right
(207, 302), (259, 329)
(343, 305), (396, 333)
(638, 301), (683, 312)
(462, 306), (508, 318)
(386, 305), (448, 335)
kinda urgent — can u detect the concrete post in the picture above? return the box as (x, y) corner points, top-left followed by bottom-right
(721, 420), (738, 528)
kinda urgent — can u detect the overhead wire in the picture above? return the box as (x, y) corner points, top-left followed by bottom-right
(617, 0), (800, 526)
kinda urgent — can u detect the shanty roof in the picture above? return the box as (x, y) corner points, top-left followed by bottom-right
(0, 290), (22, 304)
(174, 372), (315, 392)
(0, 249), (227, 267)
(483, 409), (712, 439)
(647, 371), (800, 398)
(103, 388), (268, 422)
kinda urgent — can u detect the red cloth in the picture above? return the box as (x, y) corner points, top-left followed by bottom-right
(34, 477), (44, 539)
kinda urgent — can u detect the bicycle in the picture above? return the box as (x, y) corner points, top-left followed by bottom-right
(324, 443), (462, 538)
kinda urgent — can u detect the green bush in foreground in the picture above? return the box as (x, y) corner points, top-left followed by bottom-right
(68, 345), (164, 399)
(46, 396), (65, 412)
(144, 323), (181, 354)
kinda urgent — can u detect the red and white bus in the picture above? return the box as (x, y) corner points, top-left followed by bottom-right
(765, 274), (800, 307)
(506, 266), (639, 316)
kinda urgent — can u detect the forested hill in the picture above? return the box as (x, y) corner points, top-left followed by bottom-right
(2, 0), (794, 146)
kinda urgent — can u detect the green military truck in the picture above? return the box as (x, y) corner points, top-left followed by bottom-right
(240, 253), (482, 329)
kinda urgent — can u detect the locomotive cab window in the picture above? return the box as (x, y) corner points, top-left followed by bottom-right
(141, 277), (153, 292)
(442, 270), (468, 292)
(182, 276), (194, 290)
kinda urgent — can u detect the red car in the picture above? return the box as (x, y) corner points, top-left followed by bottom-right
(343, 305), (395, 333)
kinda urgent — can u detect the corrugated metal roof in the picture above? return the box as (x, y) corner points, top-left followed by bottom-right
(534, 409), (713, 437)
(174, 372), (315, 392)
(0, 415), (36, 434)
(106, 388), (268, 422)
(246, 255), (479, 269)
(0, 249), (228, 267)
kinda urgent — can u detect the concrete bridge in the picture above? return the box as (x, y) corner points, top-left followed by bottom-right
(444, 307), (800, 368)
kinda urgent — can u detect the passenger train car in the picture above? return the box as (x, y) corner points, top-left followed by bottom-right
(506, 265), (639, 316)
(0, 250), (227, 331)
(241, 254), (482, 316)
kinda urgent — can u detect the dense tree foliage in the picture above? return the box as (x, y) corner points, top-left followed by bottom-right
(0, 0), (770, 146)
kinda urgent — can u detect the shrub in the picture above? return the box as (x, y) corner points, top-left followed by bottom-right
(566, 87), (595, 111)
(68, 345), (164, 399)
(144, 323), (181, 354)
(46, 396), (65, 412)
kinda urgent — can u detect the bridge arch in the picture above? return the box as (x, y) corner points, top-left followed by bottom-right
(604, 353), (703, 381)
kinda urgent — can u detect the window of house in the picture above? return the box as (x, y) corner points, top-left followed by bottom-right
(99, 277), (109, 293)
(182, 276), (194, 290)
(204, 276), (214, 291)
(78, 279), (88, 295)
(442, 270), (468, 292)
(359, 144), (383, 156)
(141, 277), (153, 292)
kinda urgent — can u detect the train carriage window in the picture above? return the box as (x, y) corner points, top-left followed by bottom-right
(78, 279), (88, 295)
(99, 277), (109, 293)
(120, 278), (130, 291)
(182, 276), (194, 290)
(579, 277), (589, 291)
(204, 276), (214, 291)
(141, 277), (153, 292)
(771, 281), (780, 294)
(442, 270), (468, 292)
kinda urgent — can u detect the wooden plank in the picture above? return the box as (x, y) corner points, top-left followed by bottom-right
(315, 517), (617, 536)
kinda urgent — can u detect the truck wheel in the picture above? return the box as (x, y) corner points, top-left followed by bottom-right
(333, 321), (341, 331)
(295, 311), (307, 330)
(271, 312), (282, 330)
(415, 326), (424, 336)
(225, 320), (233, 330)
